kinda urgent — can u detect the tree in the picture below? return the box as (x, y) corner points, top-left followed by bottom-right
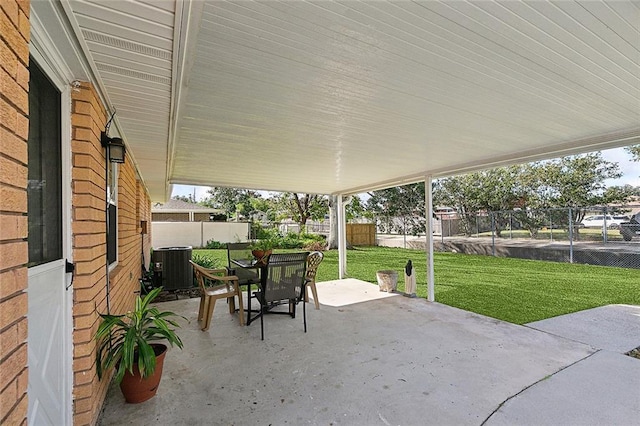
(327, 195), (339, 249)
(602, 184), (640, 204)
(536, 153), (633, 226)
(435, 168), (512, 236)
(626, 145), (640, 162)
(248, 197), (277, 222)
(433, 153), (632, 237)
(326, 195), (368, 249)
(272, 193), (328, 228)
(539, 153), (622, 207)
(202, 187), (262, 219)
(345, 195), (371, 221)
(473, 166), (529, 236)
(367, 184), (426, 235)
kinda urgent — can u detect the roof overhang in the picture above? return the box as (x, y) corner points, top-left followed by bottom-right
(44, 1), (639, 201)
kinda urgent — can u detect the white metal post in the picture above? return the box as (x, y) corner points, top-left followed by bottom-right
(568, 207), (574, 263)
(337, 194), (347, 278)
(425, 176), (435, 302)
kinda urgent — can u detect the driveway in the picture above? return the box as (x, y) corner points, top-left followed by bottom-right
(377, 234), (640, 269)
(489, 304), (640, 425)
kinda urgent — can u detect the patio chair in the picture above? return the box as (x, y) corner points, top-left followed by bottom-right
(226, 242), (261, 286)
(253, 252), (309, 340)
(190, 261), (245, 331)
(226, 242), (261, 318)
(305, 251), (324, 310)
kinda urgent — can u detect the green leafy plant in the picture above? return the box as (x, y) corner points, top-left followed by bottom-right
(204, 239), (226, 249)
(249, 238), (275, 251)
(95, 287), (185, 383)
(191, 252), (218, 269)
(303, 240), (326, 251)
(251, 226), (326, 249)
(191, 253), (219, 286)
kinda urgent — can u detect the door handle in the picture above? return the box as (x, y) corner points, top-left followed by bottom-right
(65, 259), (75, 290)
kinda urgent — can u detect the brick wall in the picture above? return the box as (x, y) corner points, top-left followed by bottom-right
(70, 83), (151, 425)
(69, 82), (108, 426)
(0, 0), (30, 424)
(0, 2), (152, 423)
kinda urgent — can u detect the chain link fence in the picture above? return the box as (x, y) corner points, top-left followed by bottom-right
(437, 205), (640, 269)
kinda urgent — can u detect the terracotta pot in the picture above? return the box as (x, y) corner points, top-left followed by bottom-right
(251, 249), (272, 265)
(119, 344), (167, 403)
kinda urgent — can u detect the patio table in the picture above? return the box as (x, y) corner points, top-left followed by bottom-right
(231, 255), (306, 326)
(230, 258), (267, 325)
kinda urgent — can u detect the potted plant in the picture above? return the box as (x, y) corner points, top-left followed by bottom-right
(95, 287), (185, 403)
(249, 238), (274, 265)
(376, 269), (398, 292)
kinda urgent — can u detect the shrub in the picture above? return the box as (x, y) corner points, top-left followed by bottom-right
(190, 253), (219, 287)
(191, 253), (218, 269)
(204, 239), (226, 249)
(303, 241), (326, 251)
(251, 228), (326, 249)
(299, 232), (325, 247)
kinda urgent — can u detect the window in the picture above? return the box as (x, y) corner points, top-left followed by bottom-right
(27, 59), (62, 267)
(107, 161), (118, 265)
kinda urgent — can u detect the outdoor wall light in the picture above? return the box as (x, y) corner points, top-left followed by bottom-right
(101, 132), (126, 163)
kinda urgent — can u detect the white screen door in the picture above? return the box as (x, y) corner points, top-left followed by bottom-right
(26, 58), (72, 426)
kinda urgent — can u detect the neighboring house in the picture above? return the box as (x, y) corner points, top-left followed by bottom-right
(1, 2), (150, 425)
(434, 206), (459, 219)
(151, 200), (247, 248)
(152, 199), (225, 222)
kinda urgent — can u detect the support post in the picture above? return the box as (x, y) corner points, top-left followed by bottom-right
(490, 211), (496, 257)
(425, 176), (435, 302)
(568, 207), (574, 263)
(509, 212), (513, 239)
(337, 194), (347, 279)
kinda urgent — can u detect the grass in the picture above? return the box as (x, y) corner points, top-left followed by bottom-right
(193, 247), (640, 325)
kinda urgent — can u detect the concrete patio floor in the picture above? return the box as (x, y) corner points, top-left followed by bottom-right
(98, 279), (639, 425)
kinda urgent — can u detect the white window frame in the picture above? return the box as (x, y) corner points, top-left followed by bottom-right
(107, 160), (119, 269)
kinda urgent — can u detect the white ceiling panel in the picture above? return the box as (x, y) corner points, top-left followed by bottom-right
(59, 1), (639, 200)
(66, 0), (176, 200)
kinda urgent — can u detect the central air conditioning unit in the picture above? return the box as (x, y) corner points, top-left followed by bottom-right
(152, 246), (193, 291)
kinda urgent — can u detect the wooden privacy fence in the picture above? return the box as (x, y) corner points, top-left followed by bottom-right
(347, 223), (376, 246)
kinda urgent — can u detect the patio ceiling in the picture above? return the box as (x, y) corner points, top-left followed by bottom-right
(58, 1), (639, 201)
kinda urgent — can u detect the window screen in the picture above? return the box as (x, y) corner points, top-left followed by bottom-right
(27, 59), (62, 267)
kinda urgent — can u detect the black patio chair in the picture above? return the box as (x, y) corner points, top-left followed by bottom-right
(253, 252), (309, 340)
(226, 242), (261, 315)
(226, 242), (260, 285)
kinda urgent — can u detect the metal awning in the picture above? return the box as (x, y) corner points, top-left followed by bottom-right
(47, 1), (639, 201)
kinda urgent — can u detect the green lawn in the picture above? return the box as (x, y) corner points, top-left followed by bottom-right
(193, 247), (640, 325)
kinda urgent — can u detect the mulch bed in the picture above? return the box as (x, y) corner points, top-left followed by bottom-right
(152, 288), (201, 303)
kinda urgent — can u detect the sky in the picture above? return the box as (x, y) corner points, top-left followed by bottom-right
(172, 146), (639, 201)
(600, 146), (639, 188)
(172, 185), (212, 202)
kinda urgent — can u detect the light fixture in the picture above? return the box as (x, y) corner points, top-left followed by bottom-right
(101, 132), (126, 164)
(101, 110), (126, 164)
